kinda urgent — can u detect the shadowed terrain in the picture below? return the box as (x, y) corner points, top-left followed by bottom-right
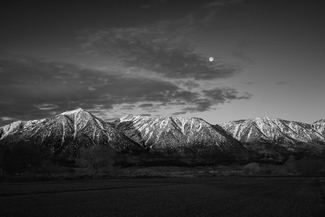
(0, 177), (325, 217)
(1, 108), (325, 171)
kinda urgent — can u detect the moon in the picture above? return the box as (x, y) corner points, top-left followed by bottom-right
(209, 57), (214, 62)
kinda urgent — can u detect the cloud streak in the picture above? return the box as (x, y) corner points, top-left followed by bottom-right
(0, 56), (180, 122)
(0, 2), (253, 126)
(0, 55), (251, 126)
(206, 0), (243, 8)
(140, 0), (166, 9)
(79, 17), (239, 80)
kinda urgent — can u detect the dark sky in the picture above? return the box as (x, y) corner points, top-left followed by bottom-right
(1, 0), (325, 126)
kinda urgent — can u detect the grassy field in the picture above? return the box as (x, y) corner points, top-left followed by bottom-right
(0, 177), (324, 217)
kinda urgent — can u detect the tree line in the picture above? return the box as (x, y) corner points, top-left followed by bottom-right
(0, 141), (116, 178)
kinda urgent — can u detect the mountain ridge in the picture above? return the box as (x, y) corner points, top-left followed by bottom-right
(1, 108), (325, 164)
(0, 108), (143, 163)
(220, 117), (325, 161)
(114, 114), (248, 161)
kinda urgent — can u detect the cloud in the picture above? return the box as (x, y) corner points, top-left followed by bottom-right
(170, 111), (187, 116)
(203, 87), (252, 102)
(0, 117), (15, 126)
(174, 87), (252, 113)
(206, 0), (243, 8)
(233, 51), (252, 64)
(0, 117), (14, 121)
(183, 99), (213, 112)
(182, 80), (200, 90)
(139, 114), (151, 117)
(1, 0), (255, 127)
(121, 105), (136, 110)
(34, 103), (59, 110)
(0, 53), (253, 126)
(180, 87), (252, 112)
(140, 0), (166, 9)
(138, 103), (154, 108)
(276, 81), (286, 85)
(0, 56), (201, 124)
(79, 18), (239, 80)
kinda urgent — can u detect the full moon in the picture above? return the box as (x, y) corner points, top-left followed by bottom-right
(209, 57), (214, 62)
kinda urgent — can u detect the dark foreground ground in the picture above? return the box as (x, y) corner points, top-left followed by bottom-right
(0, 177), (325, 217)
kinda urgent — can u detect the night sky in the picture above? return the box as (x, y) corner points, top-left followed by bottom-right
(1, 0), (325, 126)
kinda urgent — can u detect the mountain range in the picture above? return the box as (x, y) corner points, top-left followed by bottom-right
(1, 108), (325, 165)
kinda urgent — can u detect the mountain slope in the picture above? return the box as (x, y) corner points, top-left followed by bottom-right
(1, 110), (325, 165)
(313, 119), (325, 137)
(221, 117), (325, 161)
(0, 108), (142, 162)
(114, 114), (248, 161)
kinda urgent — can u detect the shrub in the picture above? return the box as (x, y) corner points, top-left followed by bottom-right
(284, 155), (325, 175)
(284, 155), (298, 174)
(295, 157), (325, 175)
(3, 141), (43, 176)
(76, 145), (115, 178)
(242, 162), (261, 175)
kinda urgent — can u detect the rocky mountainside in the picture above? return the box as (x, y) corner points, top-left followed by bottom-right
(0, 108), (142, 162)
(221, 117), (325, 161)
(313, 119), (325, 137)
(113, 114), (248, 160)
(1, 109), (325, 165)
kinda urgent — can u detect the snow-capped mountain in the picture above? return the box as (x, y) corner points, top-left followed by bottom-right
(114, 114), (248, 160)
(1, 109), (325, 164)
(221, 117), (325, 161)
(0, 108), (142, 161)
(312, 119), (325, 137)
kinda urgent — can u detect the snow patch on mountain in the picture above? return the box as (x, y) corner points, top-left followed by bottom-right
(0, 108), (142, 160)
(115, 114), (248, 160)
(221, 117), (325, 158)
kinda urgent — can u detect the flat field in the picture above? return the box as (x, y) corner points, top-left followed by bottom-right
(0, 177), (325, 217)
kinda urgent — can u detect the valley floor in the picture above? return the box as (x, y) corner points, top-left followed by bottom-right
(0, 177), (325, 217)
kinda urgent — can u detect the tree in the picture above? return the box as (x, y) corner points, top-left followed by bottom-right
(3, 141), (43, 176)
(0, 145), (5, 177)
(242, 162), (261, 175)
(285, 155), (325, 175)
(76, 145), (116, 178)
(284, 155), (298, 174)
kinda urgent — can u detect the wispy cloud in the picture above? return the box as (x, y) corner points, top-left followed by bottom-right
(276, 81), (286, 85)
(0, 117), (14, 121)
(140, 0), (166, 9)
(181, 87), (252, 112)
(0, 1), (253, 125)
(0, 55), (252, 126)
(79, 15), (239, 80)
(0, 56), (183, 121)
(206, 0), (243, 8)
(170, 111), (187, 116)
(139, 114), (152, 117)
(203, 87), (252, 102)
(138, 103), (154, 108)
(34, 103), (59, 110)
(182, 80), (200, 90)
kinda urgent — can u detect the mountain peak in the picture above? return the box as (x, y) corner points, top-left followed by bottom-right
(120, 114), (150, 122)
(251, 117), (281, 122)
(314, 119), (325, 125)
(115, 114), (247, 158)
(1, 110), (325, 164)
(253, 116), (274, 120)
(0, 108), (142, 161)
(61, 108), (87, 115)
(221, 116), (325, 160)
